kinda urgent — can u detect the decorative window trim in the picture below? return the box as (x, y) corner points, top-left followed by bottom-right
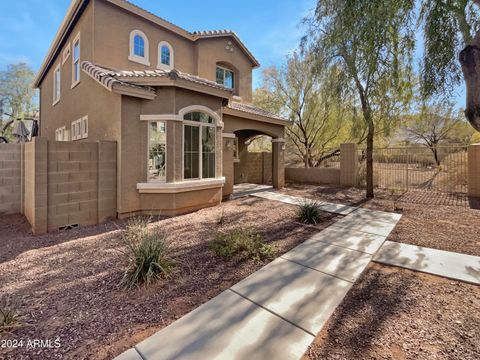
(129, 30), (150, 66)
(71, 32), (81, 88)
(140, 114), (182, 121)
(157, 41), (174, 70)
(137, 177), (225, 194)
(147, 120), (167, 183)
(178, 105), (221, 124)
(53, 64), (61, 106)
(62, 43), (71, 65)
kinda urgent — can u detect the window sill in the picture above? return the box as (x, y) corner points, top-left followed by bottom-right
(71, 80), (80, 89)
(52, 99), (60, 107)
(137, 177), (225, 194)
(157, 63), (173, 71)
(129, 55), (150, 66)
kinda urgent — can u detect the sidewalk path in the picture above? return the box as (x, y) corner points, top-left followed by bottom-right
(374, 241), (480, 285)
(115, 193), (402, 360)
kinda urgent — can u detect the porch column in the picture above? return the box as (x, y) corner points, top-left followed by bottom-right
(272, 138), (285, 189)
(468, 143), (480, 198)
(222, 133), (235, 199)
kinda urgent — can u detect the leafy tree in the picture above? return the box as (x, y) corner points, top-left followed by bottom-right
(307, 0), (415, 197)
(0, 63), (37, 141)
(254, 51), (356, 168)
(405, 102), (473, 165)
(419, 0), (480, 131)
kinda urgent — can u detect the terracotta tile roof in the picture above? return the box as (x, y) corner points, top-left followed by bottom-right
(113, 68), (232, 92)
(82, 61), (232, 96)
(227, 102), (288, 122)
(81, 61), (155, 94)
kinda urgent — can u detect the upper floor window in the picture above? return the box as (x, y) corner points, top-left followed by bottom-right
(53, 64), (61, 105)
(216, 66), (234, 89)
(72, 33), (81, 87)
(129, 30), (150, 66)
(158, 41), (174, 70)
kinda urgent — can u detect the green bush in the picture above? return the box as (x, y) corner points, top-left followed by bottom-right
(297, 200), (324, 224)
(211, 229), (276, 261)
(0, 297), (23, 335)
(120, 217), (173, 290)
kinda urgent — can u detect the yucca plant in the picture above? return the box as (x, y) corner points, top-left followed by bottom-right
(0, 296), (23, 335)
(297, 200), (323, 224)
(120, 217), (173, 290)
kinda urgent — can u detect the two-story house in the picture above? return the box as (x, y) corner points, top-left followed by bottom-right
(34, 0), (289, 217)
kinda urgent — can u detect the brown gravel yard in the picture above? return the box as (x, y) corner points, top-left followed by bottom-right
(0, 197), (338, 360)
(281, 184), (480, 256)
(304, 263), (480, 360)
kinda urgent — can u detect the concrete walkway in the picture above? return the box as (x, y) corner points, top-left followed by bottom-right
(115, 194), (402, 360)
(374, 241), (480, 285)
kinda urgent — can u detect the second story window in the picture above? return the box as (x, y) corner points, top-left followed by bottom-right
(129, 30), (150, 66)
(158, 41), (174, 70)
(53, 64), (61, 105)
(216, 66), (234, 89)
(72, 33), (81, 87)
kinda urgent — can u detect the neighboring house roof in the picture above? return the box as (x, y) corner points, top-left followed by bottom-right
(81, 61), (232, 98)
(33, 0), (260, 87)
(225, 102), (290, 125)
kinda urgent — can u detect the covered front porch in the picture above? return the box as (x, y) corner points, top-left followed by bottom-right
(221, 102), (290, 199)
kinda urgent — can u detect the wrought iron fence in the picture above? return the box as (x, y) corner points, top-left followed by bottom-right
(357, 145), (468, 194)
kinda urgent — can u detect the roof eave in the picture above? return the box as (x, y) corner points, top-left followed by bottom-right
(33, 0), (86, 88)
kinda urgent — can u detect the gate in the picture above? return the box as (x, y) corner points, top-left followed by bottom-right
(358, 146), (468, 194)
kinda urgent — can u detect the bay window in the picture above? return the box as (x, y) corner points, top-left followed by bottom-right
(183, 112), (216, 180)
(148, 121), (166, 182)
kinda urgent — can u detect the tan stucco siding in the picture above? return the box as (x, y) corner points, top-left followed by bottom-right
(195, 38), (254, 102)
(93, 0), (196, 73)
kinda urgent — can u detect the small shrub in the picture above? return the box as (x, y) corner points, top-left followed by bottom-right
(120, 217), (173, 289)
(211, 229), (276, 261)
(297, 200), (324, 224)
(0, 297), (23, 335)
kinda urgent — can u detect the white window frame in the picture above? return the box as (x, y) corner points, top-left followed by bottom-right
(147, 120), (167, 183)
(157, 41), (174, 70)
(53, 64), (61, 106)
(129, 30), (150, 66)
(182, 116), (216, 181)
(62, 43), (71, 65)
(55, 126), (67, 141)
(72, 33), (81, 88)
(216, 65), (234, 89)
(81, 116), (88, 139)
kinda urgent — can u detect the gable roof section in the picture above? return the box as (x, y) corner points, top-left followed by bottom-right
(82, 61), (233, 98)
(34, 0), (260, 87)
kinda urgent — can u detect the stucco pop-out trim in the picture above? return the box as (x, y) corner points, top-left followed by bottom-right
(222, 133), (236, 138)
(137, 177), (226, 194)
(140, 114), (183, 121)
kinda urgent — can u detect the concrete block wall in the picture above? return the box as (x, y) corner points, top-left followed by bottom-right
(0, 144), (23, 215)
(285, 167), (341, 185)
(247, 152), (272, 184)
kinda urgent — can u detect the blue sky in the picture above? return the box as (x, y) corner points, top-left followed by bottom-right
(0, 0), (316, 88)
(0, 0), (465, 107)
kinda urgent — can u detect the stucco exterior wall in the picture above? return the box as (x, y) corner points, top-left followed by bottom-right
(0, 144), (23, 215)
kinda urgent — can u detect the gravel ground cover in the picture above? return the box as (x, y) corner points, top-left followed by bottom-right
(304, 263), (480, 360)
(281, 184), (480, 256)
(0, 197), (338, 360)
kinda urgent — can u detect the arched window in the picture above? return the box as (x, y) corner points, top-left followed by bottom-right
(183, 111), (216, 180)
(158, 41), (174, 70)
(129, 30), (150, 66)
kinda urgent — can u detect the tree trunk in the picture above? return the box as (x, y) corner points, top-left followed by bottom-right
(366, 121), (375, 198)
(460, 31), (480, 132)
